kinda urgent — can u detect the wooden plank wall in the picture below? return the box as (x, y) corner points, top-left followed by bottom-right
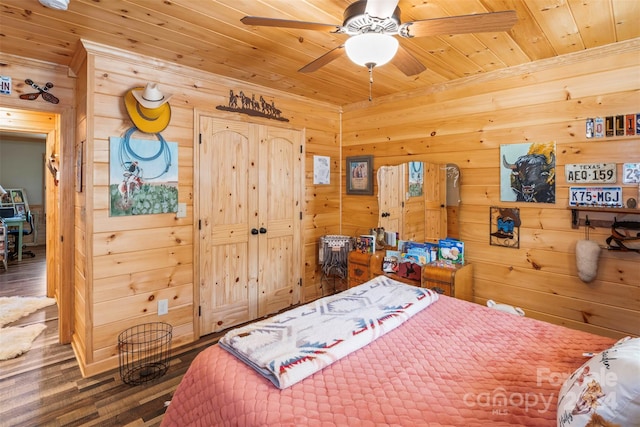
(2, 38), (637, 376)
(0, 46), (341, 376)
(341, 39), (640, 339)
(72, 50), (90, 371)
(0, 55), (76, 343)
(69, 41), (341, 375)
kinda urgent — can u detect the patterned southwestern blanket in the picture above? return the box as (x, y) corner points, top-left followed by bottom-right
(219, 275), (438, 389)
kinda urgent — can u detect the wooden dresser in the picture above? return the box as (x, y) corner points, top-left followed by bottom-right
(347, 251), (473, 302)
(347, 250), (383, 288)
(422, 262), (473, 302)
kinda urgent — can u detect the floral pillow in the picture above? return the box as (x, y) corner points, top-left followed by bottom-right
(557, 336), (640, 427)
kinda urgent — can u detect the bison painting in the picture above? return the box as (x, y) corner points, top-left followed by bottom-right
(501, 142), (556, 203)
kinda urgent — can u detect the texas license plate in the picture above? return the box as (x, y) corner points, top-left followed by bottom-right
(565, 163), (616, 184)
(569, 187), (623, 207)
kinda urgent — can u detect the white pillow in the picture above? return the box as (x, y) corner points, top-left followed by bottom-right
(557, 336), (640, 427)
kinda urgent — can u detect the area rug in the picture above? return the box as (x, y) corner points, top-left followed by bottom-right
(0, 296), (56, 360)
(0, 324), (48, 360)
(0, 296), (56, 327)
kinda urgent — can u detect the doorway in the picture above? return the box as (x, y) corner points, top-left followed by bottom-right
(0, 106), (73, 344)
(0, 130), (47, 249)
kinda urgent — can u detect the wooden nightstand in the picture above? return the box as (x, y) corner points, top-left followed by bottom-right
(347, 251), (383, 288)
(422, 262), (473, 302)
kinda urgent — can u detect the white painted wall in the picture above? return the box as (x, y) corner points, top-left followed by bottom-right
(0, 137), (46, 206)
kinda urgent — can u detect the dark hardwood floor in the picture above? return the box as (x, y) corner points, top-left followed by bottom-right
(0, 246), (221, 427)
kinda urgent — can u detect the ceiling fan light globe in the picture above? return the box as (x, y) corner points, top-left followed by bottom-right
(39, 0), (69, 9)
(345, 33), (399, 67)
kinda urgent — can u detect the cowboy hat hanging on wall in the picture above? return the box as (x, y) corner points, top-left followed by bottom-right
(109, 82), (179, 217)
(217, 89), (289, 122)
(124, 82), (173, 133)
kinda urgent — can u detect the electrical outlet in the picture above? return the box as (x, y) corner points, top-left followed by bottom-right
(158, 299), (169, 316)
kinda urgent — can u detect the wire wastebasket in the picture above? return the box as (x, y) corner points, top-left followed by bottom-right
(118, 322), (172, 385)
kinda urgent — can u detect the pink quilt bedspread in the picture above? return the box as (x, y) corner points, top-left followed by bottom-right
(162, 295), (615, 426)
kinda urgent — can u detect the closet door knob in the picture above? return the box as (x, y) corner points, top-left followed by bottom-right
(259, 227), (267, 234)
(251, 228), (259, 235)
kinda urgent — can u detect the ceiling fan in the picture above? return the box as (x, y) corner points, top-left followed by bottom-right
(241, 0), (517, 78)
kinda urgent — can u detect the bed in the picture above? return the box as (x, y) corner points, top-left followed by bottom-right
(161, 276), (629, 427)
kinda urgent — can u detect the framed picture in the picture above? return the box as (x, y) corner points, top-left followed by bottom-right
(15, 203), (26, 217)
(500, 141), (556, 203)
(489, 206), (521, 249)
(11, 189), (23, 204)
(346, 155), (373, 195)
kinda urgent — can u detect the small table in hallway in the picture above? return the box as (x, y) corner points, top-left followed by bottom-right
(3, 216), (24, 262)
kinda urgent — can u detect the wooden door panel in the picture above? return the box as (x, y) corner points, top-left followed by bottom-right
(258, 128), (302, 317)
(209, 224), (250, 245)
(259, 235), (295, 316)
(424, 163), (447, 242)
(204, 243), (252, 331)
(404, 201), (426, 241)
(199, 117), (257, 334)
(377, 165), (404, 237)
(199, 117), (302, 334)
(265, 136), (294, 220)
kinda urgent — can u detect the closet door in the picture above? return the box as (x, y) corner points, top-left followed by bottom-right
(199, 118), (256, 335)
(199, 117), (302, 335)
(257, 126), (302, 317)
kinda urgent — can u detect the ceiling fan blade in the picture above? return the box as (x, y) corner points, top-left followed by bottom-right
(364, 0), (400, 19)
(241, 16), (340, 32)
(393, 45), (426, 76)
(400, 10), (517, 38)
(298, 45), (345, 73)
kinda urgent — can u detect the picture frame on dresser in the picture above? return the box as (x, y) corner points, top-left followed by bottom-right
(14, 203), (25, 217)
(346, 155), (373, 195)
(11, 189), (24, 204)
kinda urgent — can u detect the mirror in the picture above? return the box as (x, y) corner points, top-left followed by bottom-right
(377, 162), (460, 243)
(445, 163), (461, 207)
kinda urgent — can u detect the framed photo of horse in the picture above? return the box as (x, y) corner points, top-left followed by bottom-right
(500, 142), (556, 203)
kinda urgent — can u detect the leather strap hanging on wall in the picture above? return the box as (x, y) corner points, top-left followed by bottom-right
(606, 219), (640, 252)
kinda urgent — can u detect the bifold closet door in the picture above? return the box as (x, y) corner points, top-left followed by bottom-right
(199, 117), (302, 335)
(256, 125), (302, 318)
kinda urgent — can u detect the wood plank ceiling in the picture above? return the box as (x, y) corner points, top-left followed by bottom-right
(0, 0), (638, 105)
